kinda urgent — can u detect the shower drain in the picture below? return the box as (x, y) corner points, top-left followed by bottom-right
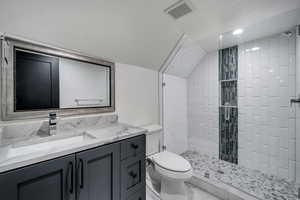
(204, 172), (210, 179)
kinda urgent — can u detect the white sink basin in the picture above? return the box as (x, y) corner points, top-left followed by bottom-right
(0, 132), (95, 163)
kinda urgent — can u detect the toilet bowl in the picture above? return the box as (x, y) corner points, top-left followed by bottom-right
(143, 124), (192, 200)
(147, 151), (192, 200)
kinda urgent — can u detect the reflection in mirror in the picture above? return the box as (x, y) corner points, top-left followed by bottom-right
(59, 58), (110, 108)
(15, 49), (59, 111)
(14, 49), (111, 111)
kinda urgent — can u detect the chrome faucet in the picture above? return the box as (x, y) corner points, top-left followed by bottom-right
(49, 112), (57, 136)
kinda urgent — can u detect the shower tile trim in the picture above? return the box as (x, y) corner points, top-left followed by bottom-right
(189, 176), (260, 200)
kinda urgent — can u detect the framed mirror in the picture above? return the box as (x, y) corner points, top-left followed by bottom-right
(1, 35), (115, 120)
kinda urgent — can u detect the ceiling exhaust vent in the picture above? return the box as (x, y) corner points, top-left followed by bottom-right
(165, 0), (194, 20)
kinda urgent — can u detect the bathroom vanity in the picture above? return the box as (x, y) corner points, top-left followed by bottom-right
(0, 35), (147, 200)
(0, 119), (146, 200)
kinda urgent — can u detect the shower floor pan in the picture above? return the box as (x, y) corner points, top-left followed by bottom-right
(182, 151), (298, 200)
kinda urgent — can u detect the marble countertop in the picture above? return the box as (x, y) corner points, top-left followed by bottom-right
(0, 122), (146, 173)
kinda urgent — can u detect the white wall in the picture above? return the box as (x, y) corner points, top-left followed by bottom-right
(187, 52), (219, 157)
(187, 32), (297, 181)
(163, 74), (188, 154)
(115, 63), (159, 126)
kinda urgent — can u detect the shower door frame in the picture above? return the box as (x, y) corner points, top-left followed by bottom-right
(296, 25), (300, 186)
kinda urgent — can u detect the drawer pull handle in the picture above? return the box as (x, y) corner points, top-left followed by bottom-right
(131, 143), (139, 149)
(68, 162), (74, 194)
(78, 159), (84, 189)
(129, 171), (137, 179)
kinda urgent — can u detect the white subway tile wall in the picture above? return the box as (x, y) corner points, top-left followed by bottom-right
(238, 33), (296, 181)
(187, 32), (297, 181)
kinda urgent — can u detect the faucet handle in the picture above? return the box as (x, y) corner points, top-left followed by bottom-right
(49, 112), (56, 119)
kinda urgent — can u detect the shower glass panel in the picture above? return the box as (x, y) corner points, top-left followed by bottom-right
(184, 11), (299, 199)
(219, 22), (298, 183)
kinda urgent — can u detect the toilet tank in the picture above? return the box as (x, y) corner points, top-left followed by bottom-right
(142, 124), (162, 156)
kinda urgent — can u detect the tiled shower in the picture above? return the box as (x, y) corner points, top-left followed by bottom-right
(187, 26), (299, 188)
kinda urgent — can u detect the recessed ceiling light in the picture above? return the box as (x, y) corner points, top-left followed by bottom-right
(245, 46), (260, 52)
(219, 35), (223, 40)
(232, 28), (244, 35)
(251, 47), (260, 51)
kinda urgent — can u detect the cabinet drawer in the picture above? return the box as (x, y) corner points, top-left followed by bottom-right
(121, 135), (145, 160)
(121, 154), (145, 197)
(127, 188), (145, 200)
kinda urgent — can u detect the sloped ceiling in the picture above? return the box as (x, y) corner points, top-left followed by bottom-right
(166, 37), (206, 78)
(198, 8), (300, 52)
(176, 0), (300, 43)
(0, 0), (300, 71)
(0, 0), (182, 70)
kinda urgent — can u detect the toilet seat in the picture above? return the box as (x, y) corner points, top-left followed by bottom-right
(150, 151), (192, 180)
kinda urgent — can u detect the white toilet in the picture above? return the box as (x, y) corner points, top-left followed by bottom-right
(143, 125), (192, 200)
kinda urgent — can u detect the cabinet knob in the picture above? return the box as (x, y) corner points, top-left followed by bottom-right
(129, 171), (137, 179)
(131, 143), (139, 149)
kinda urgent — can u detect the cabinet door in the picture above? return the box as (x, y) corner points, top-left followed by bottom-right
(76, 143), (120, 200)
(0, 154), (75, 200)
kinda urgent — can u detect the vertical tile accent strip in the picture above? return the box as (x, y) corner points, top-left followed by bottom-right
(219, 46), (238, 80)
(221, 81), (237, 106)
(219, 46), (238, 164)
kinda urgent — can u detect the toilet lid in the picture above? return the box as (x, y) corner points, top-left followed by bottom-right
(151, 151), (191, 172)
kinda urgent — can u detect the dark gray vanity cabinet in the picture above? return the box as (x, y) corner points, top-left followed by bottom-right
(76, 143), (120, 200)
(0, 154), (76, 200)
(0, 135), (146, 200)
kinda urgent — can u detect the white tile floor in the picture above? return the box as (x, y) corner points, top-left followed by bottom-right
(146, 183), (220, 200)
